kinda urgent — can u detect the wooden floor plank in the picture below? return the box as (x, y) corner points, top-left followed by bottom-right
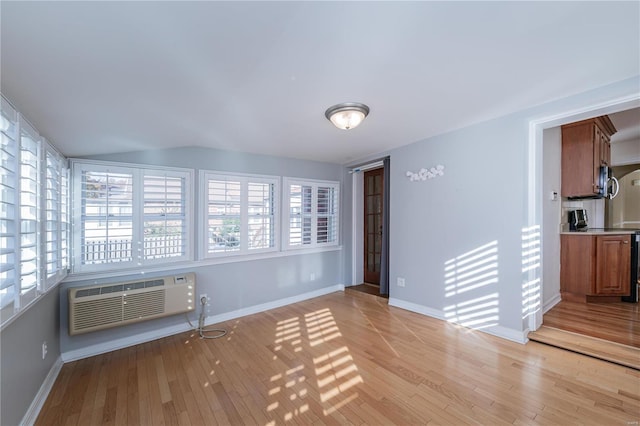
(528, 325), (640, 370)
(541, 300), (639, 347)
(36, 291), (640, 425)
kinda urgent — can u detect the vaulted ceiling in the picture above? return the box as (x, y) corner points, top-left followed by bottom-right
(1, 1), (638, 163)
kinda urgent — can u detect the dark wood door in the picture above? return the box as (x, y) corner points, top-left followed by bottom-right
(364, 168), (384, 285)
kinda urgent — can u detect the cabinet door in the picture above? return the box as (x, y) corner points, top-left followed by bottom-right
(595, 235), (631, 295)
(561, 123), (599, 197)
(560, 235), (595, 301)
(591, 125), (603, 193)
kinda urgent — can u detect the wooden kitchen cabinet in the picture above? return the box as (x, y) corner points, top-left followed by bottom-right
(561, 116), (616, 198)
(560, 234), (595, 302)
(595, 235), (631, 295)
(560, 233), (631, 302)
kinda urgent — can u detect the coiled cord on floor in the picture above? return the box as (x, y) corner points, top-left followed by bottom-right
(186, 296), (227, 339)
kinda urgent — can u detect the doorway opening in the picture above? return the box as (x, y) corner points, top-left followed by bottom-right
(364, 167), (384, 287)
(528, 93), (639, 337)
(350, 158), (390, 298)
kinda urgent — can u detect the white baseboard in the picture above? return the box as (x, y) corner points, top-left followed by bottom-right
(201, 284), (344, 327)
(542, 293), (562, 314)
(20, 356), (63, 426)
(62, 284), (344, 362)
(389, 298), (528, 344)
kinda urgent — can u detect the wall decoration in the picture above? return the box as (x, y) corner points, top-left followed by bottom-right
(406, 164), (445, 181)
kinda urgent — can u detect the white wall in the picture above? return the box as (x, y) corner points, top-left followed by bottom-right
(542, 127), (561, 310)
(371, 76), (639, 343)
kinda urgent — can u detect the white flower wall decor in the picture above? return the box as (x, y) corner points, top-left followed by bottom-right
(406, 164), (445, 182)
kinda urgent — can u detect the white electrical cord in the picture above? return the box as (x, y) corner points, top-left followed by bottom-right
(186, 296), (227, 339)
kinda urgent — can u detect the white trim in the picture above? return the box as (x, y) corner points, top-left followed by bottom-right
(542, 293), (562, 314)
(526, 92), (640, 333)
(201, 284), (344, 327)
(20, 356), (63, 426)
(349, 160), (383, 174)
(351, 175), (358, 286)
(282, 177), (340, 250)
(70, 160), (194, 273)
(63, 245), (342, 283)
(62, 284), (344, 362)
(389, 298), (528, 344)
(198, 170), (280, 259)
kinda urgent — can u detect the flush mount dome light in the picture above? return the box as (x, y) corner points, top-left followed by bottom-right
(325, 102), (370, 130)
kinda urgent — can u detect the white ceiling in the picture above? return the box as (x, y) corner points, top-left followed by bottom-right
(1, 1), (639, 164)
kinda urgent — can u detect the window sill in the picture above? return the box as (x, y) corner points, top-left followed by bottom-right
(64, 245), (343, 283)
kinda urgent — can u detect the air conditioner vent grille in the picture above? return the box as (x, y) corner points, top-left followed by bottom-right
(74, 279), (165, 298)
(123, 290), (165, 321)
(73, 296), (123, 332)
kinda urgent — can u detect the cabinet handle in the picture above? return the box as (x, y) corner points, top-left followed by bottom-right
(623, 241), (629, 244)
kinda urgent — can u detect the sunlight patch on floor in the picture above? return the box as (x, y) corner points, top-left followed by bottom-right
(266, 307), (363, 422)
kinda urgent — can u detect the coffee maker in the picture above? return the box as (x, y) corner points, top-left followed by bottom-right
(568, 209), (588, 231)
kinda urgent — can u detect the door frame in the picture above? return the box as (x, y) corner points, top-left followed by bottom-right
(351, 160), (384, 287)
(363, 167), (384, 285)
(527, 93), (639, 333)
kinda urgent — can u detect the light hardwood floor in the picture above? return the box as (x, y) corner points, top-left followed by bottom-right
(37, 291), (640, 425)
(541, 300), (639, 348)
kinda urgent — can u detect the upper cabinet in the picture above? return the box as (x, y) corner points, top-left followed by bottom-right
(561, 116), (617, 198)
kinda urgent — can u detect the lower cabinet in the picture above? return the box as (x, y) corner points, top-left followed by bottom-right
(560, 234), (631, 302)
(595, 235), (631, 295)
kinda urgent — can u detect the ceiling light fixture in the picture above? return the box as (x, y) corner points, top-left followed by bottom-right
(325, 102), (370, 130)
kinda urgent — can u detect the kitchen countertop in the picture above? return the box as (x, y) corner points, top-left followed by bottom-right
(560, 228), (640, 235)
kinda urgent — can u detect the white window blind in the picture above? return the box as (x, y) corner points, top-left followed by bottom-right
(0, 99), (17, 311)
(288, 184), (312, 247)
(73, 161), (192, 272)
(248, 182), (275, 250)
(43, 143), (69, 288)
(201, 171), (278, 257)
(317, 185), (338, 244)
(0, 94), (68, 326)
(284, 179), (339, 249)
(18, 119), (39, 304)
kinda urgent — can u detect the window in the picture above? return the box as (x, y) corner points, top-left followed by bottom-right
(72, 161), (192, 272)
(18, 119), (40, 305)
(1, 96), (70, 325)
(284, 178), (339, 249)
(43, 143), (69, 289)
(143, 172), (188, 260)
(0, 98), (17, 312)
(200, 171), (278, 257)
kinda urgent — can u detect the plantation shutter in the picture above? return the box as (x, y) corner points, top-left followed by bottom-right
(284, 179), (339, 249)
(43, 144), (68, 288)
(288, 184), (312, 247)
(317, 185), (339, 244)
(247, 181), (275, 250)
(0, 99), (17, 311)
(18, 117), (40, 305)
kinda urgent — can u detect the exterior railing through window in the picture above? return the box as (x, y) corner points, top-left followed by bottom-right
(83, 234), (184, 263)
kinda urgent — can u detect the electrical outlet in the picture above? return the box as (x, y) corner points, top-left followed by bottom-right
(42, 341), (48, 360)
(397, 277), (406, 287)
(199, 294), (209, 306)
(310, 273), (316, 281)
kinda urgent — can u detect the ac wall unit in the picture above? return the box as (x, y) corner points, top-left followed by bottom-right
(68, 272), (196, 336)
